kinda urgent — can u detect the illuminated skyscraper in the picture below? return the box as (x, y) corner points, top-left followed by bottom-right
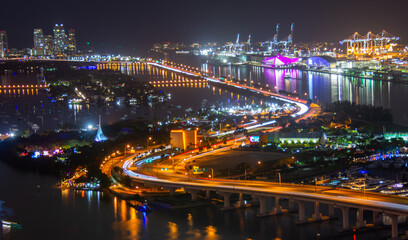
(33, 29), (44, 56)
(0, 30), (8, 58)
(67, 29), (77, 53)
(43, 35), (54, 55)
(53, 24), (67, 54)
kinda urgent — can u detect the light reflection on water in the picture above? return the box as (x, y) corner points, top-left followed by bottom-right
(200, 62), (407, 125)
(3, 61), (405, 134)
(0, 62), (270, 134)
(0, 157), (400, 240)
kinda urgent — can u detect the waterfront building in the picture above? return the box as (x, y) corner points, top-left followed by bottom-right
(170, 129), (197, 150)
(306, 56), (337, 69)
(0, 30), (8, 58)
(53, 24), (67, 54)
(263, 54), (300, 66)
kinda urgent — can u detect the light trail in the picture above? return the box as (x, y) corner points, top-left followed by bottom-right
(147, 61), (311, 120)
(122, 154), (408, 215)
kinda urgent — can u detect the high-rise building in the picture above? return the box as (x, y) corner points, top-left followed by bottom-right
(53, 24), (67, 54)
(0, 30), (8, 58)
(43, 35), (54, 55)
(67, 29), (77, 53)
(33, 29), (44, 56)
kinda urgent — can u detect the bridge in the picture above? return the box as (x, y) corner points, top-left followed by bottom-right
(122, 149), (408, 239)
(0, 84), (47, 89)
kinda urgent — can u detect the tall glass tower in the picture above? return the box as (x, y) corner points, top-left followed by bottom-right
(67, 29), (77, 53)
(34, 29), (44, 56)
(53, 24), (67, 54)
(0, 30), (8, 58)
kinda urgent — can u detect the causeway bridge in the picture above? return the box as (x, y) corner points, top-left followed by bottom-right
(123, 157), (408, 239)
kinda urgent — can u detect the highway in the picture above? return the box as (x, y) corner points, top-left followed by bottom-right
(122, 147), (408, 217)
(147, 61), (315, 119)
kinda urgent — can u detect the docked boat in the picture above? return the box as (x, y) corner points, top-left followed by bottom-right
(126, 200), (152, 213)
(1, 220), (22, 228)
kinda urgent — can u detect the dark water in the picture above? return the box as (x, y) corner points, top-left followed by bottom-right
(1, 161), (403, 240)
(2, 61), (408, 135)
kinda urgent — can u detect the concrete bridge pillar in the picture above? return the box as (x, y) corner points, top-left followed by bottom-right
(238, 193), (245, 207)
(373, 211), (382, 226)
(251, 195), (259, 204)
(388, 214), (399, 239)
(328, 204), (335, 218)
(288, 199), (295, 211)
(206, 190), (211, 199)
(297, 201), (306, 223)
(258, 196), (267, 215)
(166, 187), (177, 196)
(339, 206), (350, 231)
(356, 208), (366, 228)
(257, 196), (273, 216)
(218, 192), (231, 209)
(312, 202), (322, 221)
(273, 196), (282, 214)
(187, 189), (199, 201)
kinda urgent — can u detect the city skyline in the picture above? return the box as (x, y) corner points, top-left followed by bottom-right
(1, 1), (408, 238)
(0, 0), (407, 55)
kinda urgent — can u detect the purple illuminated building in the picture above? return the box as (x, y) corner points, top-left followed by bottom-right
(264, 54), (299, 66)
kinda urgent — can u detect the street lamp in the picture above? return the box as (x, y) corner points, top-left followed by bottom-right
(277, 172), (282, 186)
(124, 144), (130, 157)
(146, 137), (152, 147)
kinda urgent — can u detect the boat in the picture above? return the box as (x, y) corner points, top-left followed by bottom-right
(126, 200), (152, 213)
(137, 204), (152, 213)
(284, 72), (291, 79)
(1, 220), (22, 228)
(175, 50), (190, 54)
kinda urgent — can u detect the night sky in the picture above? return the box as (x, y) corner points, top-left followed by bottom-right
(1, 0), (407, 55)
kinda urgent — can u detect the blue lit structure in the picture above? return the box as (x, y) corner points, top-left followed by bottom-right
(306, 56), (336, 69)
(94, 116), (108, 142)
